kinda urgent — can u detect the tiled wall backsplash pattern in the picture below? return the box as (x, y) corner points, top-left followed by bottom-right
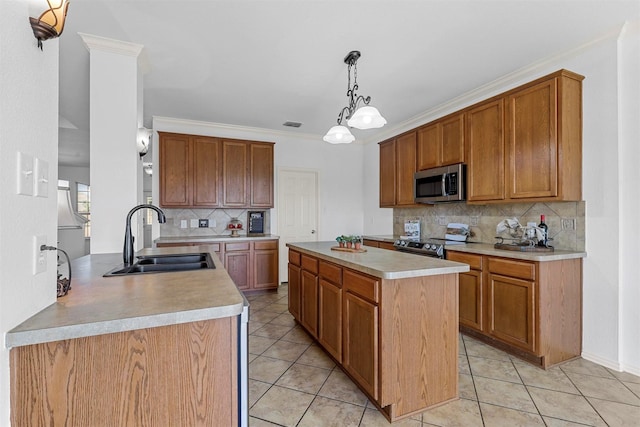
(160, 208), (270, 238)
(394, 201), (585, 251)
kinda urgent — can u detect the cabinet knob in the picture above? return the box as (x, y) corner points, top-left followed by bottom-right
(311, 230), (316, 234)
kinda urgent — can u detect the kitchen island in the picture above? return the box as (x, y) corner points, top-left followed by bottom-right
(7, 245), (245, 426)
(286, 241), (469, 422)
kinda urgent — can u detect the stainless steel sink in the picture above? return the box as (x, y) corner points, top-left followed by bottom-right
(104, 253), (215, 277)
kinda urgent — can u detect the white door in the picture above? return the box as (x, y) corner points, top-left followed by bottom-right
(277, 168), (318, 282)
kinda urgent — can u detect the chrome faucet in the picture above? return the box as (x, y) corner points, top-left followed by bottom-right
(123, 204), (166, 265)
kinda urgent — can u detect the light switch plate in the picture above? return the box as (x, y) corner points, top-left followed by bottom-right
(33, 235), (47, 275)
(180, 220), (187, 229)
(17, 152), (34, 196)
(34, 158), (49, 197)
(190, 219), (199, 228)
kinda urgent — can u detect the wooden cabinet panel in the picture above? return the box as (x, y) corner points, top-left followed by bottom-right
(507, 78), (558, 199)
(289, 250), (301, 266)
(343, 291), (379, 400)
(250, 143), (274, 208)
(344, 269), (379, 304)
(441, 113), (465, 166)
(159, 133), (191, 206)
(225, 251), (251, 290)
(222, 140), (249, 207)
(467, 99), (505, 201)
(488, 257), (535, 281)
(288, 263), (301, 321)
(378, 242), (397, 251)
(458, 269), (484, 331)
(319, 261), (342, 285)
(487, 272), (535, 352)
(379, 139), (396, 207)
(301, 270), (318, 337)
(362, 239), (379, 248)
(301, 254), (319, 274)
(395, 132), (417, 205)
(319, 278), (342, 362)
(417, 123), (440, 170)
(254, 247), (278, 289)
(192, 136), (221, 207)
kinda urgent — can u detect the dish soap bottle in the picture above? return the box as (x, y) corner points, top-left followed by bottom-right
(538, 215), (548, 247)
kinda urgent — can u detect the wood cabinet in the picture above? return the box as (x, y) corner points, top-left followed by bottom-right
(446, 250), (582, 368)
(159, 132), (274, 209)
(362, 239), (396, 251)
(159, 133), (221, 207)
(318, 261), (342, 362)
(417, 112), (465, 170)
(11, 318), (238, 426)
(300, 255), (319, 337)
(447, 251), (483, 332)
(157, 239), (279, 292)
(467, 70), (583, 203)
(287, 248), (459, 422)
(379, 132), (417, 207)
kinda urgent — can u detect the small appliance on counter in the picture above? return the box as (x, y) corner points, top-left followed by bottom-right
(247, 211), (266, 236)
(228, 217), (243, 237)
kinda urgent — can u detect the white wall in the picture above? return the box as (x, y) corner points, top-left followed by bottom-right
(360, 22), (640, 374)
(151, 118), (366, 242)
(0, 2), (59, 424)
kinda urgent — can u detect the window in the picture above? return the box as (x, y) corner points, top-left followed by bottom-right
(77, 183), (91, 238)
(146, 195), (153, 225)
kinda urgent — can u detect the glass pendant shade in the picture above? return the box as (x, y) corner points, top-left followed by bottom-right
(30, 0), (70, 49)
(347, 106), (387, 129)
(323, 125), (355, 144)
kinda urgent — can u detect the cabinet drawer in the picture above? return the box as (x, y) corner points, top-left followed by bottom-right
(488, 257), (535, 280)
(254, 240), (278, 250)
(447, 251), (482, 270)
(301, 254), (319, 274)
(344, 269), (379, 304)
(378, 242), (397, 251)
(225, 242), (250, 252)
(362, 239), (379, 248)
(319, 261), (342, 286)
(288, 250), (301, 266)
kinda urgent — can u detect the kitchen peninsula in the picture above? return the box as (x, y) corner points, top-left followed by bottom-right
(287, 241), (470, 422)
(7, 245), (244, 426)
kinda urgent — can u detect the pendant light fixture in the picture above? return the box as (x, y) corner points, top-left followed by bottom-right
(323, 50), (386, 144)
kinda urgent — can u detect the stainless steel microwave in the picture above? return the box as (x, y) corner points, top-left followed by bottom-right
(414, 163), (466, 204)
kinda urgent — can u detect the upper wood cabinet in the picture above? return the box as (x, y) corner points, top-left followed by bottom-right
(468, 70), (583, 203)
(417, 112), (465, 170)
(159, 133), (221, 207)
(159, 132), (274, 209)
(379, 132), (417, 207)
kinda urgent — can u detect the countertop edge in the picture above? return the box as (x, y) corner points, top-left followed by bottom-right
(445, 243), (587, 261)
(155, 235), (279, 244)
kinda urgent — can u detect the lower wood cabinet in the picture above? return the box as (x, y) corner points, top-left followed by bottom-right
(157, 239), (278, 292)
(446, 250), (582, 368)
(362, 239), (396, 251)
(287, 248), (458, 422)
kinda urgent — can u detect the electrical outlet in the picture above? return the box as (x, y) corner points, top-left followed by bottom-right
(190, 219), (199, 228)
(561, 218), (576, 230)
(180, 220), (187, 229)
(469, 216), (479, 226)
(437, 216), (447, 226)
(199, 219), (209, 228)
(33, 235), (47, 275)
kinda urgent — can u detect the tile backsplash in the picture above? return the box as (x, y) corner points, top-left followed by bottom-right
(160, 208), (270, 238)
(394, 201), (585, 251)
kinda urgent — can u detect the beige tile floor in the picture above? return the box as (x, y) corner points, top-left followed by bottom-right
(246, 285), (640, 426)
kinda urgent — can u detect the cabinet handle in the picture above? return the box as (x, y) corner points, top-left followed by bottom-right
(311, 230), (316, 234)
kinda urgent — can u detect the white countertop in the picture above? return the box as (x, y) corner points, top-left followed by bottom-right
(155, 234), (279, 244)
(287, 241), (469, 279)
(6, 246), (245, 348)
(445, 242), (586, 261)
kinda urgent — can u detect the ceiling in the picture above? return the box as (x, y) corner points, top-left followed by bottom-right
(57, 0), (639, 167)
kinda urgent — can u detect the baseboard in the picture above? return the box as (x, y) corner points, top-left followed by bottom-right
(581, 350), (622, 372)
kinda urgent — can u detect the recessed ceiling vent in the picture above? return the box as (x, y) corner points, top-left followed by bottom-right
(283, 121), (302, 128)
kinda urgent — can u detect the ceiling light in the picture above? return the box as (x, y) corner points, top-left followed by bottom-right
(29, 0), (70, 50)
(323, 50), (386, 144)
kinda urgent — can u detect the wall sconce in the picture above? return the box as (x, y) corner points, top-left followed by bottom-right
(137, 127), (152, 158)
(143, 162), (153, 176)
(29, 0), (70, 50)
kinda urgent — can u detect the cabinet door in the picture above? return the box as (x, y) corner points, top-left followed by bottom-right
(395, 132), (417, 206)
(159, 133), (191, 207)
(417, 123), (440, 170)
(318, 278), (342, 362)
(458, 270), (484, 332)
(288, 264), (301, 321)
(192, 136), (221, 207)
(300, 270), (318, 337)
(254, 243), (278, 290)
(379, 139), (396, 207)
(487, 273), (535, 352)
(467, 99), (505, 201)
(250, 143), (274, 208)
(507, 78), (558, 199)
(343, 291), (379, 400)
(222, 140), (249, 207)
(441, 113), (465, 166)
(225, 246), (251, 290)
(378, 242), (397, 251)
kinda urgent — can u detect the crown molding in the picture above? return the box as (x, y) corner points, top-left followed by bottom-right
(78, 32), (144, 58)
(360, 23), (626, 145)
(152, 116), (322, 143)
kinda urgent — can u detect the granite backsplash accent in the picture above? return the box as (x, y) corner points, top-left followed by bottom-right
(159, 208), (270, 238)
(394, 201), (585, 251)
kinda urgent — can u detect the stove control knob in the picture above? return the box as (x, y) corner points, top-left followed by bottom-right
(431, 244), (437, 250)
